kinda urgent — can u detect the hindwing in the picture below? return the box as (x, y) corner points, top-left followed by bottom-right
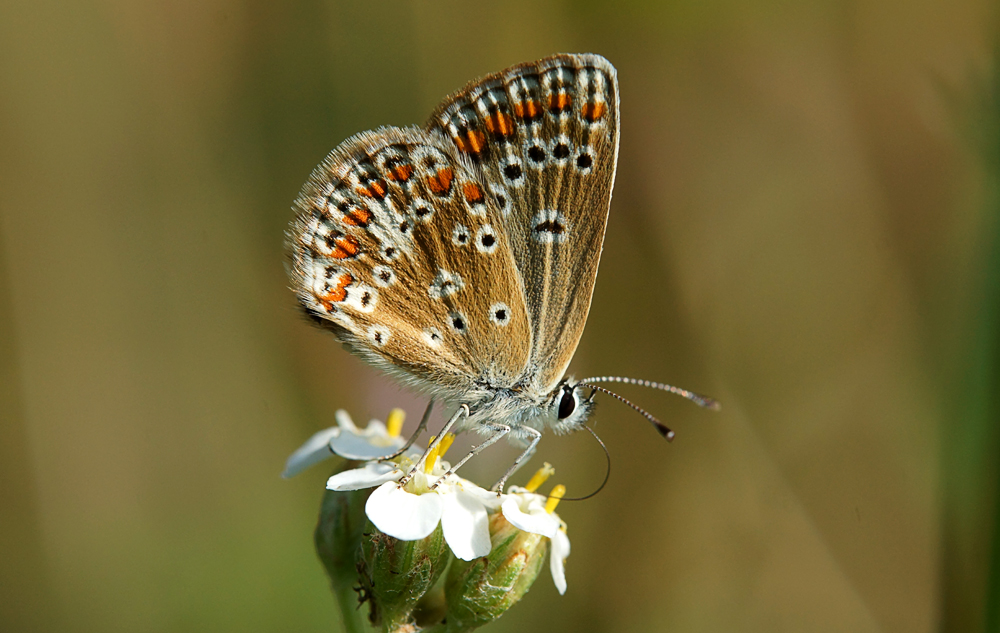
(288, 126), (532, 398)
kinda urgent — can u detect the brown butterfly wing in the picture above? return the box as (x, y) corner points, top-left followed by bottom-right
(426, 53), (620, 395)
(288, 126), (532, 400)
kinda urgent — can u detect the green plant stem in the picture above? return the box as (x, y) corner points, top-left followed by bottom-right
(979, 46), (1000, 633)
(940, 43), (1000, 633)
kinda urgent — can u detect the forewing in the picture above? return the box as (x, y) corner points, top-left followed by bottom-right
(426, 53), (620, 394)
(288, 127), (532, 398)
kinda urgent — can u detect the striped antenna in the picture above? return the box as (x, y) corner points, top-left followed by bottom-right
(579, 376), (721, 411)
(578, 383), (675, 441)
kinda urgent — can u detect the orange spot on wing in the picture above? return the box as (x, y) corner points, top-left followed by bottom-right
(513, 100), (542, 120)
(484, 111), (515, 138)
(581, 102), (607, 122)
(329, 235), (360, 259)
(318, 272), (353, 308)
(454, 129), (486, 155)
(462, 182), (484, 204)
(386, 164), (413, 182)
(426, 167), (454, 196)
(341, 206), (371, 227)
(357, 178), (388, 200)
(547, 92), (572, 113)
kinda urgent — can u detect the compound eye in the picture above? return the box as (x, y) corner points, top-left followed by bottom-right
(557, 389), (577, 420)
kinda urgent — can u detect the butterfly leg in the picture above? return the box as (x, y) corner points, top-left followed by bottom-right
(491, 426), (542, 495)
(429, 422), (511, 490)
(397, 404), (469, 488)
(378, 398), (434, 462)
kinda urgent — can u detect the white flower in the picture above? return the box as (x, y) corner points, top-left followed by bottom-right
(326, 461), (403, 491)
(500, 484), (571, 594)
(283, 409), (407, 478)
(500, 487), (560, 538)
(365, 480), (444, 540)
(550, 526), (571, 595)
(296, 417), (575, 590)
(325, 449), (501, 561)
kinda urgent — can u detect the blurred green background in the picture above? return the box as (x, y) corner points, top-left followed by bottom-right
(1, 1), (998, 632)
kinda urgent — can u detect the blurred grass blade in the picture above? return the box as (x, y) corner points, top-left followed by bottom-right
(940, 43), (1000, 633)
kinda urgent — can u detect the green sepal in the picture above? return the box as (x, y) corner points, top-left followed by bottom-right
(442, 512), (548, 632)
(314, 463), (378, 632)
(359, 519), (452, 632)
(315, 476), (370, 585)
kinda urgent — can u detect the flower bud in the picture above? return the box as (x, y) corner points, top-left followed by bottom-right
(443, 511), (548, 632)
(314, 464), (369, 590)
(314, 463), (377, 630)
(358, 518), (451, 632)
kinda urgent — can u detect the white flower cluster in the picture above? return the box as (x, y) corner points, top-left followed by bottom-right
(285, 409), (571, 594)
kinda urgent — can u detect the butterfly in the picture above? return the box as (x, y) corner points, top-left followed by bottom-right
(287, 53), (717, 493)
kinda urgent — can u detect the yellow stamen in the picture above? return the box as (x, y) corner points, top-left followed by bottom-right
(524, 462), (555, 493)
(437, 432), (456, 459)
(386, 408), (405, 437)
(545, 484), (566, 514)
(424, 436), (440, 474)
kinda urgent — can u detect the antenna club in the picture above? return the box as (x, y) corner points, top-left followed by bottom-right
(581, 383), (672, 441)
(653, 423), (675, 441)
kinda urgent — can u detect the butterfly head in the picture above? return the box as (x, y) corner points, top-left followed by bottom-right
(552, 376), (722, 442)
(547, 379), (596, 435)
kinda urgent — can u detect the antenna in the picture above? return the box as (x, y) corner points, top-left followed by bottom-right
(579, 375), (721, 411)
(578, 383), (676, 440)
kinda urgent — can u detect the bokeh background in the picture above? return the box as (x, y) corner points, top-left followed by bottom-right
(2, 1), (998, 632)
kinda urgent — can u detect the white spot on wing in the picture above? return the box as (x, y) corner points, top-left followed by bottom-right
(428, 269), (464, 300)
(530, 209), (569, 244)
(410, 145), (450, 169)
(422, 327), (443, 348)
(452, 224), (470, 247)
(475, 225), (497, 254)
(345, 284), (378, 313)
(448, 311), (468, 335)
(397, 218), (413, 239)
(383, 245), (401, 261)
(575, 145), (594, 175)
(489, 184), (512, 216)
(550, 135), (572, 164)
(501, 155), (524, 188)
(489, 302), (511, 327)
(525, 135), (548, 169)
(411, 197), (434, 223)
(373, 265), (395, 288)
(367, 324), (390, 347)
(581, 68), (610, 128)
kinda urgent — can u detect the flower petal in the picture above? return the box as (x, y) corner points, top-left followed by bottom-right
(453, 479), (503, 511)
(334, 409), (358, 432)
(329, 429), (405, 460)
(282, 427), (340, 478)
(326, 462), (401, 491)
(441, 488), (491, 560)
(366, 481), (443, 540)
(550, 529), (571, 595)
(361, 420), (390, 439)
(501, 497), (559, 538)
